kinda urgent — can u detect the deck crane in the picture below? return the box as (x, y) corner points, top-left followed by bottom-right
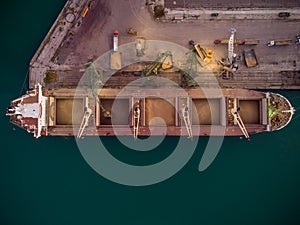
(76, 62), (103, 139)
(231, 107), (250, 141)
(85, 62), (112, 119)
(77, 97), (93, 139)
(133, 101), (141, 140)
(182, 105), (193, 139)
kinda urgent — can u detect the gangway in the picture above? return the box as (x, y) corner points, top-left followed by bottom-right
(182, 105), (193, 139)
(231, 107), (250, 141)
(133, 101), (141, 140)
(77, 98), (93, 139)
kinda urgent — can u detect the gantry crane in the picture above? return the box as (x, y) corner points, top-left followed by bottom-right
(180, 50), (199, 87)
(85, 62), (103, 102)
(84, 62), (112, 119)
(77, 63), (106, 138)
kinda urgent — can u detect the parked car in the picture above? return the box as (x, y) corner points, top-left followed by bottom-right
(296, 33), (300, 44)
(278, 12), (291, 17)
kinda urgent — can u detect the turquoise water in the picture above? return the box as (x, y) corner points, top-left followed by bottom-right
(1, 1), (300, 224)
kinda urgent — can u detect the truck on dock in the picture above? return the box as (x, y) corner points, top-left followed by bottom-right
(111, 30), (121, 70)
(267, 39), (292, 47)
(242, 39), (260, 45)
(214, 39), (259, 45)
(194, 43), (213, 65)
(296, 33), (300, 44)
(244, 49), (258, 68)
(113, 30), (119, 51)
(214, 39), (244, 45)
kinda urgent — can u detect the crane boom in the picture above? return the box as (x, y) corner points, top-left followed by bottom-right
(77, 98), (93, 139)
(182, 105), (193, 139)
(231, 108), (250, 141)
(133, 101), (141, 140)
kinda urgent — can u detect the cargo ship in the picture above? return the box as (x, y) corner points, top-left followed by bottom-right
(6, 84), (295, 140)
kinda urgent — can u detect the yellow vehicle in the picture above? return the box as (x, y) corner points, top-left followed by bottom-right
(244, 49), (258, 68)
(127, 28), (138, 35)
(81, 6), (89, 17)
(193, 43), (213, 65)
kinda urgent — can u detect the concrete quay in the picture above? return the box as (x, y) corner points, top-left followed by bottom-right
(29, 0), (89, 88)
(28, 0), (300, 90)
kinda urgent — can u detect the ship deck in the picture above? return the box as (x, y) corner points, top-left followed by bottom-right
(44, 87), (268, 137)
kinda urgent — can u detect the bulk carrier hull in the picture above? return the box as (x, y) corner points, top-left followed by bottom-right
(6, 84), (294, 139)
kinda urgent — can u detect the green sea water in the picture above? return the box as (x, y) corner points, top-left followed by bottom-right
(1, 1), (300, 224)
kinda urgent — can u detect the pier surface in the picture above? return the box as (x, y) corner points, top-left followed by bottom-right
(29, 0), (300, 89)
